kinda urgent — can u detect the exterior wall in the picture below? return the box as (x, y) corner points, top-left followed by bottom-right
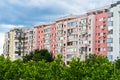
(95, 12), (108, 56)
(33, 27), (38, 50)
(50, 23), (56, 57)
(107, 3), (120, 61)
(55, 20), (64, 58)
(78, 15), (88, 61)
(24, 28), (34, 55)
(56, 15), (88, 64)
(87, 14), (96, 54)
(9, 31), (15, 60)
(34, 23), (56, 57)
(4, 28), (26, 60)
(56, 15), (82, 64)
(3, 32), (10, 58)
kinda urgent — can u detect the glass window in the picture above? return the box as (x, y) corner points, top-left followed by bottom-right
(80, 26), (87, 30)
(108, 21), (113, 26)
(67, 54), (76, 59)
(57, 43), (62, 47)
(68, 21), (77, 27)
(81, 19), (87, 24)
(108, 29), (113, 34)
(108, 55), (113, 60)
(67, 48), (77, 52)
(107, 38), (113, 43)
(58, 24), (63, 28)
(108, 47), (113, 52)
(57, 30), (63, 34)
(44, 28), (51, 32)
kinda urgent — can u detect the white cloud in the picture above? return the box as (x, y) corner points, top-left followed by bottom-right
(0, 24), (24, 29)
(0, 24), (25, 32)
(6, 0), (112, 14)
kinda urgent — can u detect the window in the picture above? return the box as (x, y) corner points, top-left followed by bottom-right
(29, 31), (33, 34)
(57, 43), (62, 47)
(57, 30), (63, 34)
(80, 19), (87, 24)
(101, 48), (106, 51)
(98, 48), (100, 51)
(107, 38), (113, 43)
(44, 44), (50, 48)
(68, 29), (73, 34)
(108, 17), (113, 21)
(80, 47), (87, 51)
(44, 39), (50, 43)
(108, 21), (113, 26)
(99, 17), (106, 22)
(67, 41), (78, 46)
(67, 54), (76, 59)
(44, 28), (51, 32)
(108, 55), (113, 60)
(44, 34), (50, 38)
(108, 29), (113, 34)
(80, 26), (87, 30)
(108, 47), (113, 52)
(57, 49), (62, 53)
(67, 48), (77, 52)
(58, 24), (63, 28)
(68, 21), (77, 27)
(89, 48), (91, 51)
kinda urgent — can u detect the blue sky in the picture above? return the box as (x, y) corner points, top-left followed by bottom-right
(0, 0), (118, 53)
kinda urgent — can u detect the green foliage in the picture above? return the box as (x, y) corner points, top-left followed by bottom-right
(23, 49), (53, 62)
(1, 54), (120, 80)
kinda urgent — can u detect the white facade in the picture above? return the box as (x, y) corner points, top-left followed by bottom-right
(107, 2), (120, 61)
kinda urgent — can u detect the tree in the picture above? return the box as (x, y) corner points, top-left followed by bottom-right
(23, 49), (53, 62)
(0, 56), (11, 80)
(4, 59), (24, 80)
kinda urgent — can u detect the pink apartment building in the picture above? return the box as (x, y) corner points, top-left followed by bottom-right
(33, 23), (56, 57)
(95, 11), (108, 56)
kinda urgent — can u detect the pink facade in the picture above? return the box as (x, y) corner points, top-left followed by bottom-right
(50, 23), (56, 57)
(95, 12), (108, 56)
(34, 23), (56, 57)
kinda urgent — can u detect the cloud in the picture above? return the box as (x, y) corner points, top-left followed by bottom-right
(0, 0), (113, 26)
(0, 24), (24, 32)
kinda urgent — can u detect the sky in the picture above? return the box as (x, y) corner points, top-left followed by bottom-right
(0, 0), (118, 54)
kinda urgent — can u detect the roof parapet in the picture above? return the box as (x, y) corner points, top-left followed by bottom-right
(111, 1), (120, 7)
(56, 14), (78, 22)
(87, 5), (110, 15)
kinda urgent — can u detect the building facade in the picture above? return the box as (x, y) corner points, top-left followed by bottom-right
(24, 28), (34, 55)
(3, 1), (120, 62)
(34, 23), (56, 57)
(107, 2), (120, 61)
(3, 28), (26, 60)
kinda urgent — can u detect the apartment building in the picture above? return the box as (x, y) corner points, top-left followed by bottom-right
(3, 1), (120, 62)
(3, 28), (26, 60)
(24, 28), (34, 55)
(34, 23), (56, 57)
(87, 6), (110, 56)
(107, 1), (120, 61)
(56, 15), (79, 64)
